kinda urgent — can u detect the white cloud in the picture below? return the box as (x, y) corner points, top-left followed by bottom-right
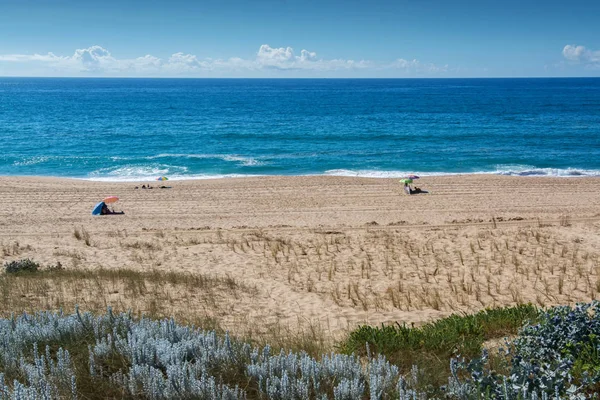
(0, 52), (65, 62)
(132, 55), (162, 68)
(72, 45), (113, 65)
(257, 44), (295, 64)
(168, 53), (202, 67)
(562, 44), (600, 67)
(300, 49), (317, 62)
(254, 44), (367, 71)
(0, 46), (116, 72)
(0, 44), (447, 77)
(387, 58), (448, 73)
(390, 58), (419, 69)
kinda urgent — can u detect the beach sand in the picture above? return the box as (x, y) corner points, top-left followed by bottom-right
(1, 175), (600, 339)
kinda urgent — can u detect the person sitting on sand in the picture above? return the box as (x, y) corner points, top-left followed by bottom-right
(100, 203), (124, 215)
(404, 183), (411, 195)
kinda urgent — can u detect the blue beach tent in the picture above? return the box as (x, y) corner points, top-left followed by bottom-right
(92, 202), (105, 215)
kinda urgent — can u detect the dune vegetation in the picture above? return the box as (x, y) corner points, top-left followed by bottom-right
(2, 259), (600, 399)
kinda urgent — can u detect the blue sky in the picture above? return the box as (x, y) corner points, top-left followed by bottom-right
(0, 0), (599, 77)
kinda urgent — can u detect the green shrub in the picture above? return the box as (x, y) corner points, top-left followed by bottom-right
(4, 258), (41, 274)
(339, 304), (539, 390)
(342, 304), (538, 358)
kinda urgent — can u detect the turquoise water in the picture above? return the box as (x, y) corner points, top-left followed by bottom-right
(1, 78), (599, 181)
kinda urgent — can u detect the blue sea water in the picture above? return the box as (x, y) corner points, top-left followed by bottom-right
(0, 77), (599, 181)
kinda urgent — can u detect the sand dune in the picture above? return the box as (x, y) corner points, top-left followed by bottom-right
(1, 175), (600, 339)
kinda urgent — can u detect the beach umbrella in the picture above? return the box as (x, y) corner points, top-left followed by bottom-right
(103, 196), (119, 204)
(156, 176), (169, 181)
(92, 202), (105, 216)
(405, 175), (420, 180)
(399, 179), (413, 184)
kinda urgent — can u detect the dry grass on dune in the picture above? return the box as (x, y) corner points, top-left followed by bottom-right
(170, 222), (600, 313)
(2, 219), (600, 342)
(0, 266), (331, 355)
(0, 268), (253, 326)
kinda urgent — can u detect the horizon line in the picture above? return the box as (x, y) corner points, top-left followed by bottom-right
(1, 76), (599, 80)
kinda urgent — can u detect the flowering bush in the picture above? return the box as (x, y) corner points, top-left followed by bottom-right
(0, 303), (599, 399)
(0, 307), (416, 399)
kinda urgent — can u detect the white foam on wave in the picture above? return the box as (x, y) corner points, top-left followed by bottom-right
(87, 164), (189, 182)
(28, 161), (600, 182)
(149, 153), (264, 167)
(85, 163), (265, 182)
(324, 167), (600, 178)
(323, 169), (478, 178)
(324, 169), (421, 178)
(86, 173), (262, 182)
(13, 156), (56, 166)
(493, 165), (600, 177)
(14, 155), (125, 166)
(221, 155), (262, 166)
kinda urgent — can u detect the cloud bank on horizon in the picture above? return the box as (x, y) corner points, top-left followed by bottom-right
(0, 43), (596, 77)
(0, 44), (448, 77)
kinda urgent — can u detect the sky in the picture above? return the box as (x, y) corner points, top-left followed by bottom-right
(0, 0), (599, 78)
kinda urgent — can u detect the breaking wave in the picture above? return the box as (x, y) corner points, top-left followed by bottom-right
(86, 164), (262, 182)
(324, 166), (600, 178)
(148, 154), (264, 167)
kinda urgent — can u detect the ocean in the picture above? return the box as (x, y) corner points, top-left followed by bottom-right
(1, 77), (599, 181)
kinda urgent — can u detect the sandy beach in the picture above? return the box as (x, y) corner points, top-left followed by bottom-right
(1, 175), (600, 339)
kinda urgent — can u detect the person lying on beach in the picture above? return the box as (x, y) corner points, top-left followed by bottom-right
(409, 186), (428, 194)
(100, 203), (124, 215)
(103, 209), (125, 215)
